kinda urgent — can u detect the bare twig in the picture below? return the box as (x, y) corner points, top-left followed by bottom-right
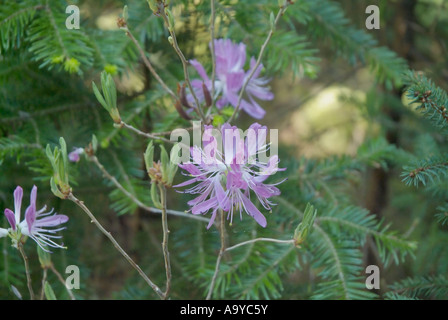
(68, 193), (165, 299)
(159, 184), (172, 299)
(206, 209), (226, 300)
(119, 120), (176, 144)
(40, 268), (48, 300)
(209, 0), (217, 103)
(49, 264), (76, 300)
(158, 7), (208, 123)
(124, 27), (177, 101)
(88, 154), (209, 223)
(225, 237), (294, 252)
(18, 243), (35, 300)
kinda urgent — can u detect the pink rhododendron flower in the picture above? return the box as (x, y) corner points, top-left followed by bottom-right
(174, 123), (285, 228)
(188, 39), (273, 119)
(2, 186), (69, 251)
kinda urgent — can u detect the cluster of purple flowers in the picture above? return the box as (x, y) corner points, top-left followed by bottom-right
(189, 39), (274, 119)
(2, 38), (282, 253)
(174, 123), (285, 229)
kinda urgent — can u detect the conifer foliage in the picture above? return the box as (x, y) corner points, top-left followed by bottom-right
(0, 0), (447, 300)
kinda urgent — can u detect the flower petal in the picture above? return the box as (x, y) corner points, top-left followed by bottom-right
(240, 99), (266, 119)
(25, 186), (38, 234)
(240, 193), (267, 227)
(4, 208), (16, 231)
(34, 214), (69, 228)
(190, 59), (210, 83)
(206, 208), (219, 229)
(191, 197), (218, 215)
(173, 177), (199, 188)
(13, 186), (23, 225)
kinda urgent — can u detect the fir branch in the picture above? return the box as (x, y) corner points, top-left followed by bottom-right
(26, 1), (94, 73)
(401, 156), (448, 187)
(263, 30), (319, 79)
(237, 245), (296, 299)
(298, 0), (408, 89)
(388, 275), (448, 299)
(312, 225), (350, 299)
(0, 136), (41, 162)
(403, 71), (448, 133)
(319, 206), (417, 265)
(0, 2), (43, 53)
(276, 198), (408, 299)
(435, 204), (448, 226)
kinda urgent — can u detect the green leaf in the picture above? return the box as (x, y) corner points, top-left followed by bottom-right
(150, 182), (161, 209)
(168, 144), (180, 185)
(160, 145), (169, 183)
(269, 12), (275, 31)
(44, 282), (57, 300)
(144, 141), (154, 175)
(37, 246), (52, 268)
(92, 81), (109, 112)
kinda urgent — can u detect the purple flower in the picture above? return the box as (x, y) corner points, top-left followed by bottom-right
(68, 147), (84, 162)
(188, 39), (273, 119)
(174, 123), (285, 229)
(3, 186), (69, 251)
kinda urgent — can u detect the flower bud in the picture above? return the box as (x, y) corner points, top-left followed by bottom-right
(174, 99), (192, 120)
(269, 12), (276, 31)
(179, 83), (193, 109)
(46, 137), (72, 199)
(202, 82), (212, 108)
(122, 5), (128, 22)
(293, 203), (317, 247)
(160, 145), (170, 183)
(92, 71), (121, 124)
(144, 141), (155, 176)
(167, 144), (180, 185)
